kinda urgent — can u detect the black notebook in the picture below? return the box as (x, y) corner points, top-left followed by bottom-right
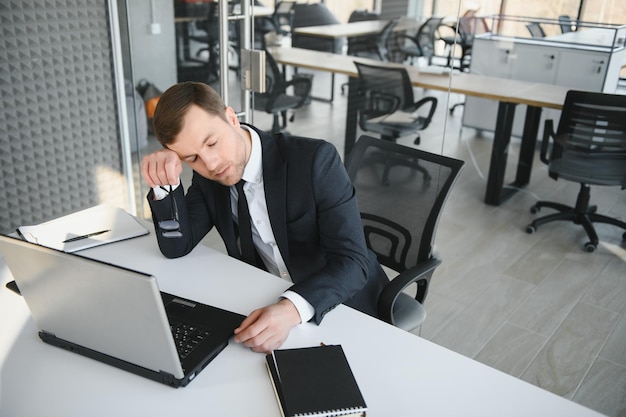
(265, 345), (367, 417)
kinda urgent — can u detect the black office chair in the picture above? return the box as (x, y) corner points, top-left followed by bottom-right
(526, 21), (546, 38)
(394, 16), (443, 65)
(253, 50), (312, 134)
(444, 12), (490, 114)
(188, 2), (241, 79)
(526, 90), (626, 252)
(186, 2), (220, 80)
(558, 15), (575, 33)
(255, 1), (295, 49)
(271, 1), (295, 36)
(354, 61), (438, 147)
(340, 17), (397, 96)
(345, 9), (380, 58)
(349, 18), (398, 61)
(345, 135), (464, 332)
(439, 10), (489, 72)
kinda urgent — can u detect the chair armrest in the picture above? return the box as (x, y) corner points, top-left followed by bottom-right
(540, 119), (555, 164)
(287, 75), (313, 107)
(265, 76), (312, 110)
(377, 256), (442, 324)
(409, 96), (438, 126)
(394, 34), (424, 54)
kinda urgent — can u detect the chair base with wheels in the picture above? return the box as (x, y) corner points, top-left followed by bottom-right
(526, 183), (626, 252)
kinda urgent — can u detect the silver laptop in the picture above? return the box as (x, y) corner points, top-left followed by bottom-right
(0, 234), (245, 388)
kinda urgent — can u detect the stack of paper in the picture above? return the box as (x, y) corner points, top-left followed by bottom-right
(17, 204), (149, 252)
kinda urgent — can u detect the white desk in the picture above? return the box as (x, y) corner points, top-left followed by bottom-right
(0, 227), (603, 417)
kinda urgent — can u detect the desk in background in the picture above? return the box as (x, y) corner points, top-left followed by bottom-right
(268, 46), (571, 206)
(290, 18), (418, 102)
(292, 18), (419, 40)
(0, 225), (604, 416)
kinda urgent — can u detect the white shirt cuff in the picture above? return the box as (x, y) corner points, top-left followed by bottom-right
(152, 182), (180, 200)
(281, 290), (315, 323)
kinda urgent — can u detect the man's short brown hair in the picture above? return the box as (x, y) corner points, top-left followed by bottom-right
(153, 82), (227, 146)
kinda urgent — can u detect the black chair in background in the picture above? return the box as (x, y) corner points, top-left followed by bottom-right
(354, 61), (438, 147)
(345, 135), (464, 332)
(291, 2), (344, 102)
(256, 0), (294, 47)
(187, 1), (242, 80)
(340, 17), (398, 96)
(526, 90), (626, 252)
(439, 10), (489, 72)
(349, 18), (398, 61)
(271, 1), (296, 36)
(526, 21), (546, 38)
(445, 12), (490, 114)
(187, 2), (220, 80)
(395, 16), (443, 65)
(253, 50), (312, 134)
(345, 9), (380, 57)
(558, 15), (575, 33)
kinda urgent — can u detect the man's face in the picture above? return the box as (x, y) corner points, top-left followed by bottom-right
(167, 104), (250, 187)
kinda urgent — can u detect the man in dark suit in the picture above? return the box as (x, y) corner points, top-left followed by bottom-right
(141, 82), (387, 354)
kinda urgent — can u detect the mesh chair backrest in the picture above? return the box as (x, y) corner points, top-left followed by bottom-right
(346, 10), (380, 56)
(377, 19), (399, 57)
(551, 90), (626, 186)
(273, 1), (295, 35)
(348, 9), (379, 23)
(458, 11), (489, 42)
(558, 91), (626, 149)
(526, 22), (545, 37)
(346, 135), (464, 270)
(558, 15), (574, 33)
(355, 62), (414, 114)
(259, 50), (284, 97)
(415, 17), (443, 59)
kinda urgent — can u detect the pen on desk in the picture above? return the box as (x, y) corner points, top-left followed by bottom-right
(62, 230), (110, 243)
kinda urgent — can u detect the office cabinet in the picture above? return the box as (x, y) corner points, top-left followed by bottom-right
(463, 17), (626, 136)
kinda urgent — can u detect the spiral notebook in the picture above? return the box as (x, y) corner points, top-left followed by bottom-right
(266, 345), (367, 417)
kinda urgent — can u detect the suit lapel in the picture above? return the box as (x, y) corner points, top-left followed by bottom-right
(257, 129), (290, 262)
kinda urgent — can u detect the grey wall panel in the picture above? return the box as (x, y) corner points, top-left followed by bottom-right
(0, 0), (127, 233)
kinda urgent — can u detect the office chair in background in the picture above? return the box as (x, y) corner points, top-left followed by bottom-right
(255, 1), (295, 49)
(526, 21), (546, 38)
(558, 15), (576, 33)
(340, 16), (397, 96)
(271, 1), (295, 36)
(526, 90), (626, 252)
(394, 16), (444, 66)
(354, 61), (438, 147)
(445, 11), (490, 114)
(188, 1), (242, 79)
(348, 18), (399, 61)
(344, 8), (381, 58)
(345, 135), (464, 332)
(253, 50), (312, 134)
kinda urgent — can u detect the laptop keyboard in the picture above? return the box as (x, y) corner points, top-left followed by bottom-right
(170, 320), (211, 360)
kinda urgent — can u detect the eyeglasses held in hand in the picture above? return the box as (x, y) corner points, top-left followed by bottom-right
(157, 185), (183, 238)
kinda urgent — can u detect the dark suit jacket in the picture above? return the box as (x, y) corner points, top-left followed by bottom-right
(148, 126), (387, 324)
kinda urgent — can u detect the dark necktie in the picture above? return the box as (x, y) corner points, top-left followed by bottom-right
(235, 180), (257, 267)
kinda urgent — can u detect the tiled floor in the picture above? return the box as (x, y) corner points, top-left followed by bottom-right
(178, 69), (626, 416)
